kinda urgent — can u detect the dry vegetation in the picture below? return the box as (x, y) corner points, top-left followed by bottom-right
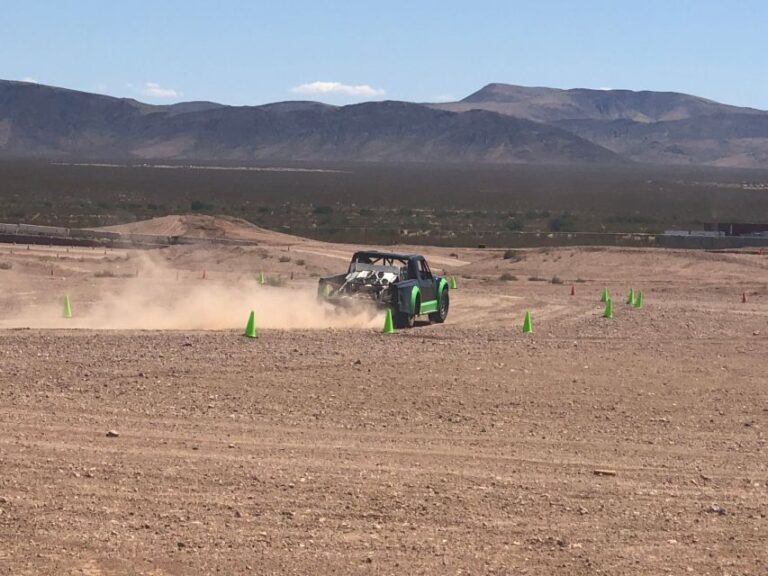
(2, 160), (768, 246)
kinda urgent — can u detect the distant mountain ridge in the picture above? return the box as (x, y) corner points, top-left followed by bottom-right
(0, 80), (620, 164)
(1, 79), (767, 167)
(447, 82), (765, 122)
(433, 83), (768, 167)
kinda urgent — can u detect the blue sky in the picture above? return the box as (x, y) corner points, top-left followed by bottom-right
(1, 0), (766, 109)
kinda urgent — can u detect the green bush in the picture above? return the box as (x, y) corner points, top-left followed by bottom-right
(505, 219), (524, 231)
(190, 200), (213, 212)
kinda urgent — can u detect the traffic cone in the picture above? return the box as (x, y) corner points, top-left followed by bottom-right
(244, 311), (257, 338)
(259, 271), (266, 285)
(634, 291), (643, 309)
(450, 276), (458, 289)
(742, 292), (747, 304)
(627, 288), (635, 305)
(63, 295), (72, 318)
(600, 287), (609, 302)
(522, 311), (533, 333)
(603, 298), (613, 318)
(383, 309), (395, 334)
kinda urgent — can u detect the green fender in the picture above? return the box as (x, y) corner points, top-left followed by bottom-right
(410, 285), (421, 315)
(437, 277), (448, 301)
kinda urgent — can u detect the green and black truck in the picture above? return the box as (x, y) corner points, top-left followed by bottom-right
(318, 251), (449, 328)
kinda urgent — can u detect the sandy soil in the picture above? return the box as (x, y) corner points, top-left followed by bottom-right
(1, 217), (767, 575)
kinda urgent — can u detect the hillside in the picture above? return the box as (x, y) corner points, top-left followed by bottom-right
(437, 82), (766, 123)
(4, 79), (768, 167)
(433, 83), (768, 167)
(0, 80), (619, 165)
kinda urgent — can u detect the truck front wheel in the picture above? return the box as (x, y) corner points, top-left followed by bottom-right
(429, 290), (449, 323)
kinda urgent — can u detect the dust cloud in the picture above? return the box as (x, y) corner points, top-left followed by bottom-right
(1, 253), (382, 331)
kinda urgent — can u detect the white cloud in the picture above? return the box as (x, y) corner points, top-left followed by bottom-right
(433, 94), (456, 102)
(142, 81), (180, 98)
(21, 76), (38, 84)
(291, 81), (385, 98)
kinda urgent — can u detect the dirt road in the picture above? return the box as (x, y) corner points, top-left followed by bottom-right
(1, 219), (767, 574)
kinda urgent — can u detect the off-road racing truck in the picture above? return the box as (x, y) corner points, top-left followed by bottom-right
(318, 251), (449, 328)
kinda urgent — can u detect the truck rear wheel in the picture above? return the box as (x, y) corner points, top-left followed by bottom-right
(394, 294), (418, 329)
(393, 309), (415, 329)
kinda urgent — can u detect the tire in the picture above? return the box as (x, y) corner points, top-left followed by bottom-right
(393, 309), (415, 329)
(393, 294), (418, 329)
(429, 290), (449, 323)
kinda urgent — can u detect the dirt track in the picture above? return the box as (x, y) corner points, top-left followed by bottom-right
(1, 218), (767, 574)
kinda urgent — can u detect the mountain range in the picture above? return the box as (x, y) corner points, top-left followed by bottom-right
(1, 79), (767, 167)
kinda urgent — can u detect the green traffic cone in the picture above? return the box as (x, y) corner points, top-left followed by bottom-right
(450, 276), (458, 290)
(259, 271), (266, 285)
(634, 291), (644, 309)
(600, 287), (609, 302)
(627, 288), (635, 305)
(244, 310), (257, 338)
(63, 295), (72, 319)
(604, 297), (614, 318)
(383, 309), (395, 334)
(522, 310), (533, 333)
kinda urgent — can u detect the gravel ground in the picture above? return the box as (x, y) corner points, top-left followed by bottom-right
(1, 235), (767, 574)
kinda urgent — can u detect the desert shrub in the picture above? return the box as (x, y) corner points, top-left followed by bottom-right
(526, 209), (550, 219)
(503, 249), (523, 261)
(94, 270), (115, 277)
(551, 275), (564, 284)
(278, 255), (291, 263)
(548, 212), (578, 232)
(265, 275), (286, 287)
(575, 277), (587, 283)
(295, 259), (306, 266)
(0, 261), (12, 270)
(313, 205), (333, 215)
(499, 272), (517, 281)
(528, 276), (548, 282)
(190, 200), (213, 212)
(505, 219), (524, 231)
